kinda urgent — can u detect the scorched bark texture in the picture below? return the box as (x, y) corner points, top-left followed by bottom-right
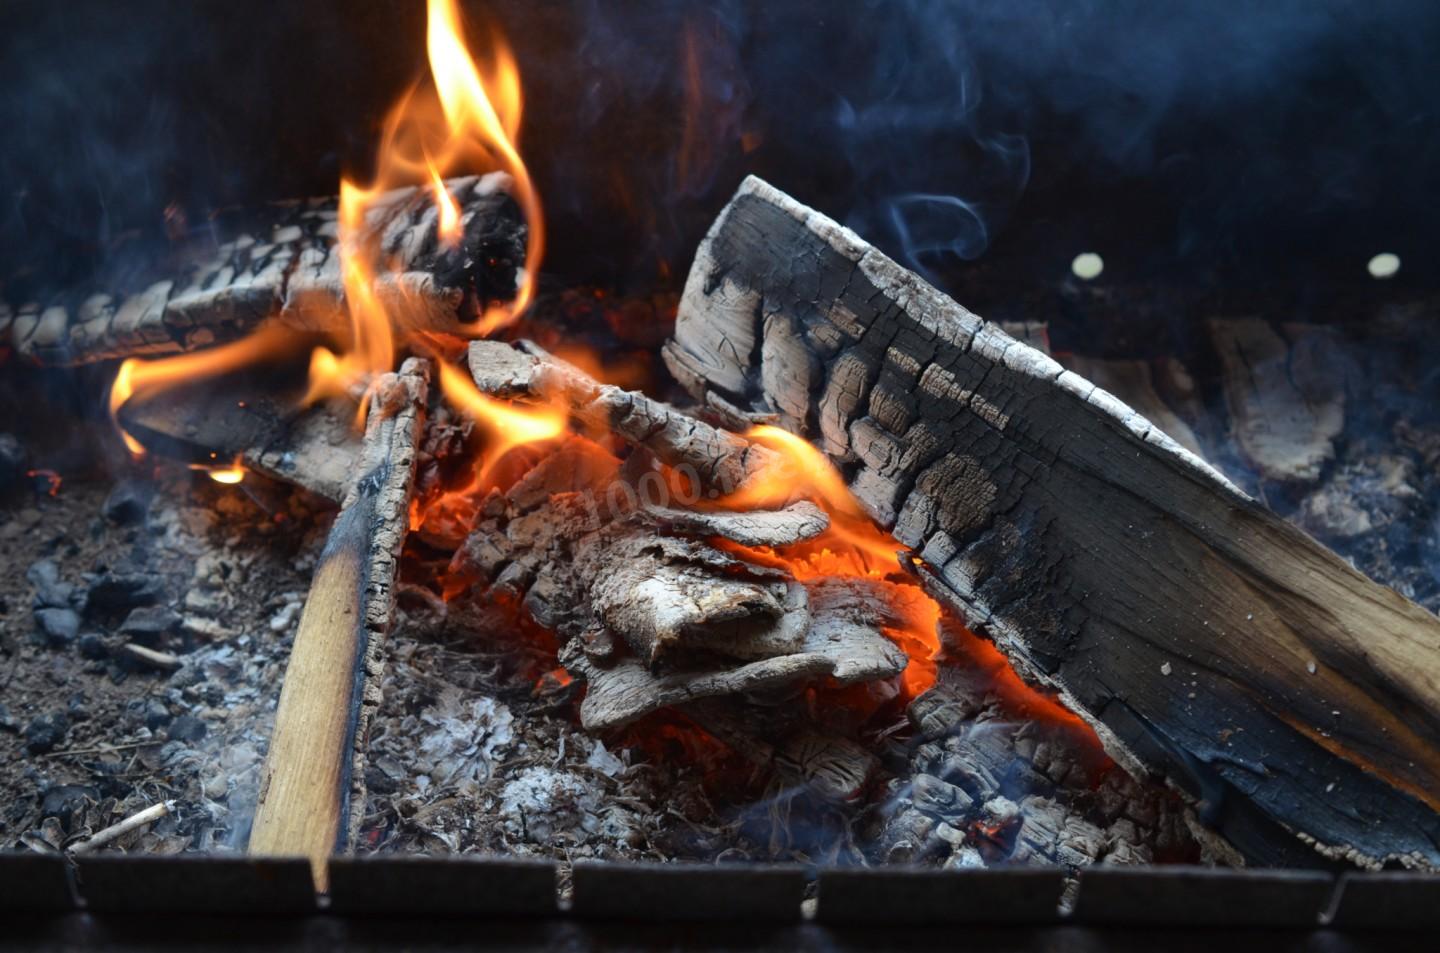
(2, 174), (525, 365)
(664, 176), (1440, 869)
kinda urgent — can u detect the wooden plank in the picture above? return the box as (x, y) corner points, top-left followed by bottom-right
(247, 359), (428, 889)
(664, 176), (1440, 869)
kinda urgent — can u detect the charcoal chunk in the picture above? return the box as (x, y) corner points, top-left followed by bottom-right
(119, 606), (181, 645)
(40, 783), (99, 829)
(85, 572), (163, 614)
(77, 632), (109, 660)
(27, 560), (74, 609)
(102, 479), (154, 526)
(34, 607), (80, 647)
(167, 714), (207, 743)
(25, 712), (70, 753)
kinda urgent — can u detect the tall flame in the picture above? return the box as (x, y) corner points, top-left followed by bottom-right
(425, 0), (541, 329)
(108, 0), (552, 468)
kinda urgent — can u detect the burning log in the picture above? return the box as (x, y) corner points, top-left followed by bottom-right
(450, 343), (928, 797)
(466, 339), (776, 496)
(1055, 355), (1204, 460)
(4, 174), (524, 366)
(248, 358), (428, 888)
(664, 176), (1440, 868)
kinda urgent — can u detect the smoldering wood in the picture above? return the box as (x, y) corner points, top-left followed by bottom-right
(247, 358), (428, 889)
(884, 674), (1201, 869)
(680, 697), (881, 801)
(5, 174), (524, 366)
(446, 437), (907, 743)
(666, 175), (1440, 869)
(117, 360), (359, 503)
(562, 578), (908, 733)
(1207, 318), (1346, 483)
(467, 339), (779, 497)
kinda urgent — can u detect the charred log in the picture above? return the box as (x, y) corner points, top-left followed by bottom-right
(665, 176), (1440, 869)
(4, 174), (524, 366)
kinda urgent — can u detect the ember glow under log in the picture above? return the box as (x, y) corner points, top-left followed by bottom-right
(665, 176), (1440, 869)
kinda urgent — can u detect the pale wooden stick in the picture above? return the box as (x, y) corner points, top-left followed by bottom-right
(247, 358), (428, 890)
(70, 800), (175, 854)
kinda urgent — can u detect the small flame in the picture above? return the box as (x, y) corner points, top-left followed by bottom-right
(436, 360), (566, 473)
(428, 156), (462, 245)
(109, 324), (300, 458)
(190, 454), (246, 485)
(710, 424), (942, 697)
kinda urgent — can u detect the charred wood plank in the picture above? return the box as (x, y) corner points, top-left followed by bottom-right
(117, 358), (359, 503)
(5, 175), (524, 366)
(665, 176), (1440, 869)
(247, 358), (428, 889)
(1056, 354), (1204, 460)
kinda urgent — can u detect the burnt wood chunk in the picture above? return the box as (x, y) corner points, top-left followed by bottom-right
(665, 175), (1440, 869)
(118, 360), (360, 503)
(1208, 318), (1345, 483)
(6, 174), (525, 366)
(248, 358), (428, 889)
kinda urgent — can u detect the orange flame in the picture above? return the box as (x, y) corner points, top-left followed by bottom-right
(109, 324), (300, 457)
(709, 424), (942, 697)
(436, 360), (566, 480)
(107, 0), (547, 465)
(425, 0), (541, 330)
(428, 156), (462, 246)
(190, 454), (246, 485)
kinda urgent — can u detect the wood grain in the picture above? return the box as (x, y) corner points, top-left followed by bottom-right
(665, 176), (1440, 869)
(248, 358), (428, 889)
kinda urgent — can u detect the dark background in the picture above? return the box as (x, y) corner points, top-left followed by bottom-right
(3, 0), (1439, 305)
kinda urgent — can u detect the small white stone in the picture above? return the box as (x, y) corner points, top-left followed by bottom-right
(1307, 661), (1317, 674)
(1326, 782), (1335, 793)
(1160, 662), (1172, 676)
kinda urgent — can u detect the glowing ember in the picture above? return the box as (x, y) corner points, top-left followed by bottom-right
(27, 468), (62, 497)
(190, 455), (246, 485)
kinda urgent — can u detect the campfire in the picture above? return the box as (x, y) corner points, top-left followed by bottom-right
(4, 0), (1440, 933)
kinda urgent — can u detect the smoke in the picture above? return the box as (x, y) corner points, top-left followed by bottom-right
(4, 0), (1440, 292)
